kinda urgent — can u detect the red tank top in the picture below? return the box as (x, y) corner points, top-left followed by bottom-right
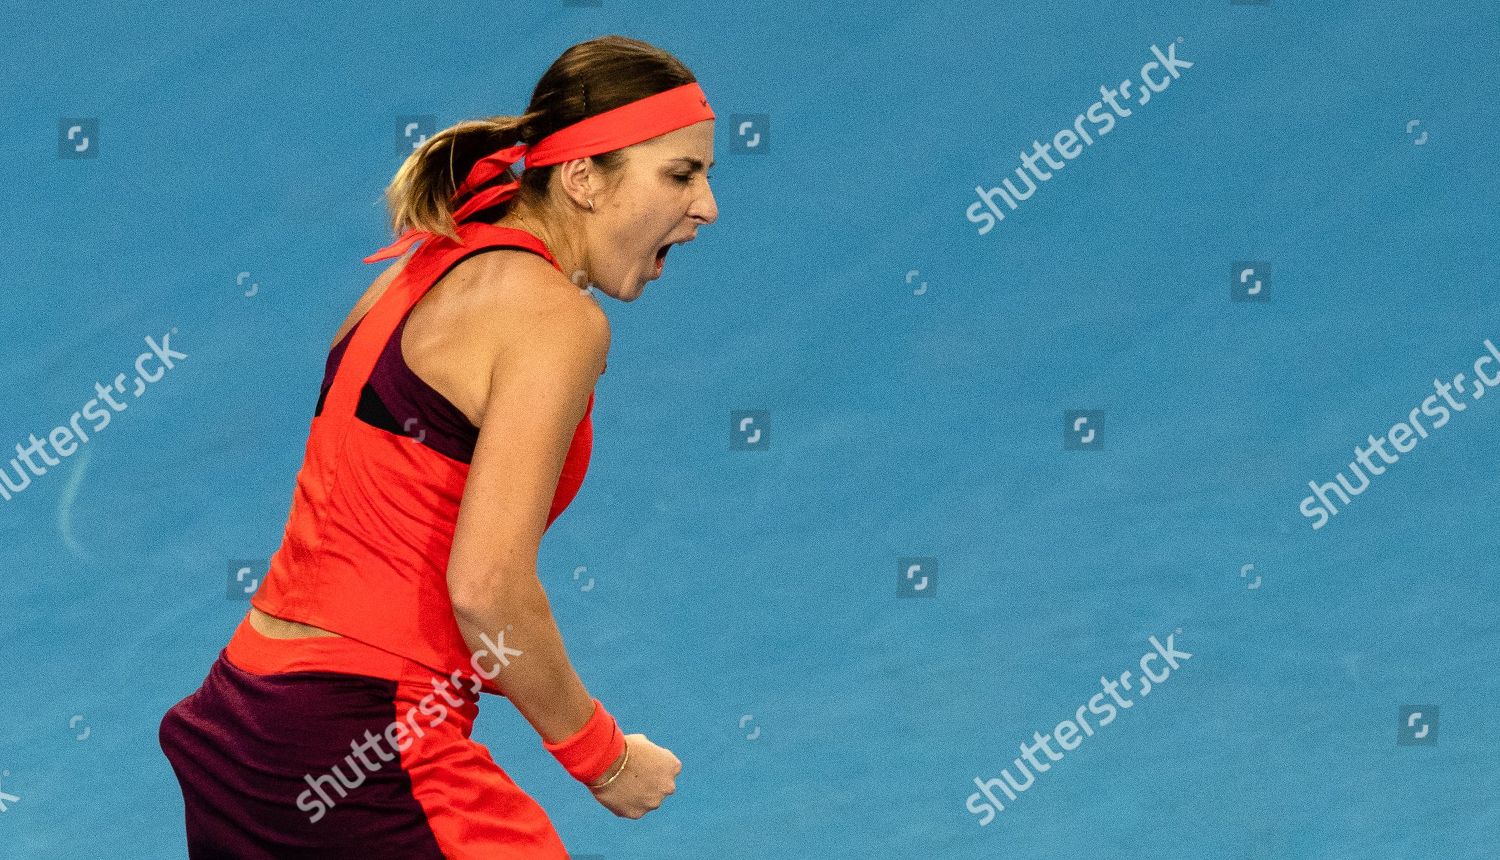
(253, 222), (596, 690)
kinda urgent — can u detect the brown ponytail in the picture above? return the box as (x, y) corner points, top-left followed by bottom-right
(380, 113), (538, 243)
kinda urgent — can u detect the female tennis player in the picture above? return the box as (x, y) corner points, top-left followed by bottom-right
(159, 35), (717, 857)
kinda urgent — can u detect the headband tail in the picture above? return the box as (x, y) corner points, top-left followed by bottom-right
(454, 144), (530, 197)
(450, 181), (521, 224)
(363, 229), (425, 264)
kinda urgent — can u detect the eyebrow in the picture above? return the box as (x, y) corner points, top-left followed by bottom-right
(668, 157), (715, 170)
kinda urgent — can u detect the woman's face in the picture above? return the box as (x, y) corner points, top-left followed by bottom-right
(586, 120), (717, 302)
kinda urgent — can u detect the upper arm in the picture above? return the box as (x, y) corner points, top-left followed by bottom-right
(446, 287), (609, 612)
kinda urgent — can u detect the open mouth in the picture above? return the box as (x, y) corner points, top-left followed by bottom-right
(651, 235), (697, 279)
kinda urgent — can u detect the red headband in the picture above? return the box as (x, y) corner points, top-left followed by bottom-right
(365, 82), (715, 263)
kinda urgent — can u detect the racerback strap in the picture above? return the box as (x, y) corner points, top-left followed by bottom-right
(321, 221), (562, 427)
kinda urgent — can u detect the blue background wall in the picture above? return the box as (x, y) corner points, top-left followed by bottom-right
(2, 1), (1497, 857)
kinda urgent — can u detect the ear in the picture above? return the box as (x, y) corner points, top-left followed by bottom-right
(555, 156), (599, 209)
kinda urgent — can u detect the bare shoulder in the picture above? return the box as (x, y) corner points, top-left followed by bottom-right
(446, 250), (610, 374)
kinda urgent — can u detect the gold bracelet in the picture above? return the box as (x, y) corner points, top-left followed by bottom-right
(588, 744), (630, 790)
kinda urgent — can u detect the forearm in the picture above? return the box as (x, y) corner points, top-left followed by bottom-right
(452, 569), (597, 744)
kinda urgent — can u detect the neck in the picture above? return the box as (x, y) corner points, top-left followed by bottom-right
(490, 203), (588, 287)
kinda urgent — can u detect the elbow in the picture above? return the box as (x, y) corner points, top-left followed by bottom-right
(450, 581), (503, 627)
(448, 566), (538, 627)
(449, 590), (491, 630)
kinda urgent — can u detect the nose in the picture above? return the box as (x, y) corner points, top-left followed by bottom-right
(689, 179), (718, 227)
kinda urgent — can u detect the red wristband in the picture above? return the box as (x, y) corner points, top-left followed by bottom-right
(542, 698), (626, 785)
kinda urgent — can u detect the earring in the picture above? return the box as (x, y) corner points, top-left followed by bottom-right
(587, 199), (595, 211)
